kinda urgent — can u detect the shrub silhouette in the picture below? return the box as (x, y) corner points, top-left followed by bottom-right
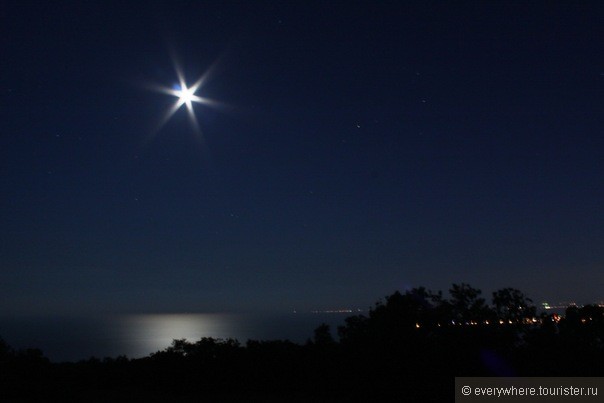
(1, 283), (603, 401)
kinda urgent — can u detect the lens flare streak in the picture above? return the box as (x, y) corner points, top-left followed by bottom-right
(150, 57), (222, 138)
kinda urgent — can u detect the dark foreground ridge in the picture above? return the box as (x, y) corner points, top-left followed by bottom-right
(2, 284), (604, 401)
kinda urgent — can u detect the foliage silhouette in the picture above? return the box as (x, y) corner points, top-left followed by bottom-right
(2, 284), (603, 401)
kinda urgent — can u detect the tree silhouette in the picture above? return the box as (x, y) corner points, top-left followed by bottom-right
(0, 337), (13, 361)
(3, 284), (604, 401)
(449, 283), (492, 323)
(492, 287), (536, 323)
(337, 314), (370, 346)
(313, 323), (335, 346)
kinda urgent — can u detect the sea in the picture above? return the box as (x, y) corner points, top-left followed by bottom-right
(0, 312), (349, 362)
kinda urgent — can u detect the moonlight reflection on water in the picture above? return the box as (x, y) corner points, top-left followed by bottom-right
(116, 313), (242, 357)
(0, 313), (347, 361)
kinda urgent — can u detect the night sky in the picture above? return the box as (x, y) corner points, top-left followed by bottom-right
(2, 1), (603, 316)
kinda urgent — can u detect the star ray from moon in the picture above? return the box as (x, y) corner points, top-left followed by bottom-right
(148, 55), (224, 145)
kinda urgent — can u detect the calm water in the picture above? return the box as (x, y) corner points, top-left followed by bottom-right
(0, 313), (347, 362)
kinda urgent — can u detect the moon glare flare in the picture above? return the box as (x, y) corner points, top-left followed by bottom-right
(175, 85), (196, 108)
(151, 59), (220, 137)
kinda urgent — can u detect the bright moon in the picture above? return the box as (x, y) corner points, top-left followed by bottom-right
(149, 57), (223, 136)
(176, 85), (195, 107)
(172, 81), (204, 111)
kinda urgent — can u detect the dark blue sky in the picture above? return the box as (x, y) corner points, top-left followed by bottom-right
(1, 1), (603, 315)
